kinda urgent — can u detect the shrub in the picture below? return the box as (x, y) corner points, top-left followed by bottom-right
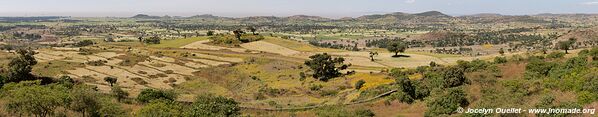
(111, 86), (129, 102)
(136, 89), (177, 103)
(494, 56), (507, 64)
(388, 91), (414, 104)
(355, 80), (366, 90)
(524, 59), (557, 79)
(75, 40), (94, 47)
(144, 36), (161, 44)
(425, 88), (469, 116)
(319, 90), (338, 97)
(4, 81), (69, 117)
(185, 94), (240, 117)
(316, 106), (375, 117)
(309, 84), (323, 91)
(577, 91), (597, 105)
(137, 100), (183, 117)
(442, 67), (468, 88)
(546, 51), (565, 59)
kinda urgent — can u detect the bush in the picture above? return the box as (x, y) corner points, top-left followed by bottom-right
(75, 40), (94, 47)
(111, 86), (129, 102)
(442, 67), (468, 88)
(355, 80), (366, 89)
(137, 99), (183, 117)
(4, 81), (70, 117)
(388, 91), (414, 104)
(546, 51), (565, 59)
(316, 106), (375, 117)
(494, 56), (507, 64)
(144, 36), (161, 44)
(577, 91), (597, 105)
(309, 84), (323, 91)
(524, 59), (556, 79)
(425, 88), (469, 116)
(136, 89), (177, 103)
(185, 94), (240, 117)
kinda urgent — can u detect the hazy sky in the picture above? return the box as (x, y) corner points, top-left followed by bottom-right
(1, 0), (598, 18)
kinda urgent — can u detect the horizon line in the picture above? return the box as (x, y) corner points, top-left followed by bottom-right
(1, 11), (597, 19)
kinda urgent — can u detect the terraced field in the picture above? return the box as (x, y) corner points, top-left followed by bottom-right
(33, 48), (244, 97)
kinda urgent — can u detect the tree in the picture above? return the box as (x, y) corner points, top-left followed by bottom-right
(185, 94), (240, 117)
(138, 36), (143, 42)
(369, 51), (378, 61)
(104, 77), (117, 87)
(558, 38), (576, 54)
(137, 89), (177, 103)
(232, 29), (244, 40)
(144, 36), (161, 44)
(69, 85), (101, 117)
(247, 27), (257, 35)
(111, 86), (129, 102)
(499, 48), (505, 55)
(6, 49), (37, 83)
(207, 30), (215, 36)
(387, 41), (407, 57)
(304, 53), (349, 81)
(355, 80), (366, 89)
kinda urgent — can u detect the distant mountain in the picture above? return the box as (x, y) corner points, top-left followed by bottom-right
(189, 14), (222, 19)
(413, 11), (451, 17)
(131, 14), (162, 19)
(286, 15), (331, 21)
(463, 13), (504, 17)
(353, 11), (454, 24)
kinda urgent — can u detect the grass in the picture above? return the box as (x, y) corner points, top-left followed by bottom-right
(149, 36), (209, 48)
(32, 60), (85, 78)
(263, 37), (343, 52)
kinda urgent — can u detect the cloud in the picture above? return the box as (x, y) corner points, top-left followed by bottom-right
(405, 0), (416, 4)
(582, 1), (598, 5)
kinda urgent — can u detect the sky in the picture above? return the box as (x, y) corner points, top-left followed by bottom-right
(0, 0), (597, 18)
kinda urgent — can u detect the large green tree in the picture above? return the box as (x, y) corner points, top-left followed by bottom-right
(304, 53), (349, 81)
(387, 41), (407, 57)
(558, 38), (576, 54)
(6, 49), (37, 83)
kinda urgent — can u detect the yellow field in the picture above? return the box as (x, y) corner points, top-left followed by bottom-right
(348, 73), (394, 91)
